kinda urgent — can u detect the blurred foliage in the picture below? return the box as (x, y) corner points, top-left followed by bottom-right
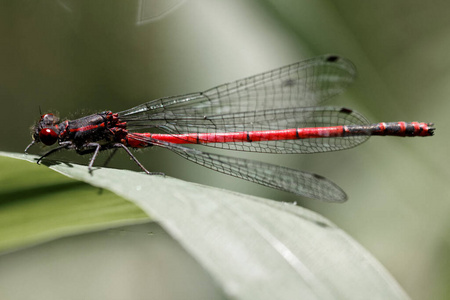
(1, 0), (449, 299)
(0, 154), (149, 252)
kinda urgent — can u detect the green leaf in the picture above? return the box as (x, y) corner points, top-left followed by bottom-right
(0, 152), (149, 253)
(1, 151), (409, 299)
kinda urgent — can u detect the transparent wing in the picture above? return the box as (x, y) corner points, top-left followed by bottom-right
(119, 55), (356, 127)
(129, 106), (371, 154)
(128, 133), (347, 202)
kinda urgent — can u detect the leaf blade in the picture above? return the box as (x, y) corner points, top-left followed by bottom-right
(2, 152), (409, 299)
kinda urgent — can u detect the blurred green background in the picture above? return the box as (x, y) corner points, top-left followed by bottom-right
(1, 0), (449, 299)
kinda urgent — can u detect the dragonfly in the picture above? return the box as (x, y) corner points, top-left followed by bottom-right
(25, 55), (434, 202)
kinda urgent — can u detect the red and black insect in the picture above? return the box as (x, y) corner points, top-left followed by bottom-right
(26, 55), (434, 202)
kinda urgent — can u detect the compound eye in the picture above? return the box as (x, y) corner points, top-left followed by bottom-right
(39, 128), (58, 145)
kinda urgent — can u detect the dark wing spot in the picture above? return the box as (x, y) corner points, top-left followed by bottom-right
(326, 55), (339, 62)
(340, 107), (353, 114)
(313, 174), (326, 180)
